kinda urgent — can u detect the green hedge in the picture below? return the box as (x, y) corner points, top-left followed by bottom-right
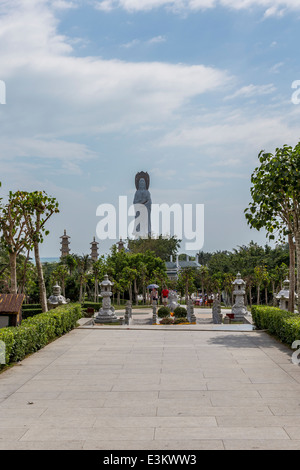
(0, 304), (82, 369)
(22, 304), (42, 310)
(22, 308), (43, 319)
(82, 301), (102, 310)
(251, 305), (300, 346)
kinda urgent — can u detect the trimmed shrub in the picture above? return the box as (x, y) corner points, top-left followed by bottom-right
(82, 301), (102, 310)
(22, 308), (43, 319)
(0, 303), (82, 368)
(0, 328), (15, 367)
(158, 306), (171, 318)
(22, 304), (42, 310)
(251, 305), (300, 346)
(173, 306), (187, 318)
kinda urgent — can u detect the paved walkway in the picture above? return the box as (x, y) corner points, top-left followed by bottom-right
(1, 310), (300, 450)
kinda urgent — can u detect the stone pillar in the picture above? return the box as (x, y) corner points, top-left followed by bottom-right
(125, 300), (132, 323)
(124, 308), (130, 325)
(212, 299), (222, 324)
(152, 300), (157, 325)
(187, 299), (196, 323)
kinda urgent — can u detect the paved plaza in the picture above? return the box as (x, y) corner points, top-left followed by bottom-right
(1, 309), (300, 450)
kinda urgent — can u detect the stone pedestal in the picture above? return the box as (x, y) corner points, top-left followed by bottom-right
(94, 275), (118, 324)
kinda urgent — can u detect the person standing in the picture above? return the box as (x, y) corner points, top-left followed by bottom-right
(162, 287), (169, 306)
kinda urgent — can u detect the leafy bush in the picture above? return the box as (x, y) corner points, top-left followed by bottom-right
(173, 306), (187, 318)
(158, 306), (171, 318)
(251, 305), (300, 346)
(0, 303), (82, 368)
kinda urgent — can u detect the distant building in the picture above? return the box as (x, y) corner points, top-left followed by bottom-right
(165, 254), (201, 280)
(60, 230), (70, 258)
(90, 237), (99, 261)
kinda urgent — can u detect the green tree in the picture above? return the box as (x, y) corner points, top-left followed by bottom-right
(16, 191), (59, 311)
(0, 192), (32, 293)
(128, 235), (181, 261)
(75, 254), (92, 303)
(245, 144), (300, 312)
(253, 265), (269, 305)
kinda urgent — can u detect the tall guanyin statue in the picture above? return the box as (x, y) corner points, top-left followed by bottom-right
(133, 171), (152, 237)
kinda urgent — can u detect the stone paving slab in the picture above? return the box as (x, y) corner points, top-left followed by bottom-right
(1, 321), (300, 450)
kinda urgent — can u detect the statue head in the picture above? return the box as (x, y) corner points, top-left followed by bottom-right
(135, 171), (150, 190)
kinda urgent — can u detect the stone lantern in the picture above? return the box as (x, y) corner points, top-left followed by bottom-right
(94, 275), (118, 324)
(275, 279), (297, 311)
(47, 284), (70, 310)
(231, 272), (247, 320)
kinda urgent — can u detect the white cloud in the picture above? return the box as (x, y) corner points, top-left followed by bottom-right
(121, 38), (141, 48)
(147, 35), (167, 44)
(224, 83), (276, 100)
(269, 62), (284, 74)
(94, 0), (300, 15)
(0, 0), (232, 181)
(158, 111), (300, 151)
(121, 35), (166, 48)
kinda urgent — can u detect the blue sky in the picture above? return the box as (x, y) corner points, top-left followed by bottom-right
(0, 0), (300, 258)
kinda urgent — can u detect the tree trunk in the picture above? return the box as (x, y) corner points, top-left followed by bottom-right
(295, 230), (300, 313)
(34, 241), (48, 312)
(9, 251), (17, 294)
(249, 284), (252, 307)
(20, 249), (30, 294)
(288, 234), (296, 313)
(257, 285), (260, 305)
(272, 281), (277, 307)
(129, 284), (132, 302)
(265, 287), (268, 306)
(94, 276), (99, 303)
(185, 279), (189, 302)
(134, 278), (138, 305)
(79, 278), (83, 303)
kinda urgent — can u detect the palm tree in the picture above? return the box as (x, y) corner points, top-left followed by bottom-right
(76, 254), (92, 303)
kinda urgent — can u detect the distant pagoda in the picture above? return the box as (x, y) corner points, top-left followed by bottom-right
(90, 237), (99, 262)
(60, 230), (70, 258)
(117, 238), (125, 252)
